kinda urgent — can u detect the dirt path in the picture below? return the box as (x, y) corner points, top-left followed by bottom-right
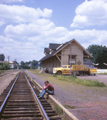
(0, 70), (20, 95)
(26, 70), (107, 120)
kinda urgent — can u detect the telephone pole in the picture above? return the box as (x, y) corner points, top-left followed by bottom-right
(7, 56), (10, 63)
(70, 42), (72, 76)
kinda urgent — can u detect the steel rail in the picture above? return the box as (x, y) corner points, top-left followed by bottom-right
(0, 73), (20, 114)
(25, 75), (49, 120)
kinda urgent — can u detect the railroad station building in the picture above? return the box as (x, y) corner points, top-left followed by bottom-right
(40, 39), (92, 73)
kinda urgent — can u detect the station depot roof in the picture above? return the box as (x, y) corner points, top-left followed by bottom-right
(39, 39), (93, 62)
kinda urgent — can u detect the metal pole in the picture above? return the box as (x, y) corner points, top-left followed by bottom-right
(70, 42), (72, 76)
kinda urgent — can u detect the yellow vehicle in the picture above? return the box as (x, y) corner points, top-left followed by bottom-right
(90, 68), (97, 75)
(53, 65), (71, 75)
(53, 65), (97, 76)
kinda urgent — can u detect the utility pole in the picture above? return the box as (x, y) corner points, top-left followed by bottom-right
(7, 56), (10, 63)
(70, 42), (72, 76)
(14, 59), (17, 69)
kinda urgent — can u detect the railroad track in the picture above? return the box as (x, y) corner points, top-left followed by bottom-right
(0, 72), (61, 120)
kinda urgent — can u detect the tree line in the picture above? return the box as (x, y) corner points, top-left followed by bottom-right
(20, 60), (38, 69)
(0, 60), (39, 70)
(0, 45), (107, 70)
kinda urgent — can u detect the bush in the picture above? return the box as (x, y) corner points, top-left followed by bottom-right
(0, 63), (10, 70)
(0, 65), (3, 70)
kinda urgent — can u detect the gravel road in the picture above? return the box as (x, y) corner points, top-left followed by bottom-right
(0, 70), (20, 95)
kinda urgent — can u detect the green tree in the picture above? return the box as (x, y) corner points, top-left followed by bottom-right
(31, 60), (38, 69)
(20, 61), (30, 69)
(87, 45), (107, 69)
(20, 61), (25, 69)
(20, 60), (38, 69)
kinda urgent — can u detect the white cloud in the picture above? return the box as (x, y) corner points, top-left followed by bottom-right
(2, 26), (107, 62)
(4, 18), (69, 42)
(43, 8), (52, 18)
(4, 19), (55, 39)
(71, 0), (107, 27)
(67, 29), (107, 47)
(1, 3), (107, 62)
(0, 4), (52, 26)
(0, 36), (44, 62)
(4, 20), (107, 47)
(0, 21), (5, 26)
(0, 0), (23, 3)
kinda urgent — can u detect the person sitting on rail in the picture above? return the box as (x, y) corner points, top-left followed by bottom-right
(39, 81), (54, 99)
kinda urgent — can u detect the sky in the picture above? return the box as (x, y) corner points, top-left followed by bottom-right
(0, 0), (107, 62)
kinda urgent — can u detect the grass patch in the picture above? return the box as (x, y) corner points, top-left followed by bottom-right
(28, 70), (106, 87)
(25, 73), (31, 80)
(64, 104), (75, 109)
(53, 75), (106, 87)
(55, 105), (63, 115)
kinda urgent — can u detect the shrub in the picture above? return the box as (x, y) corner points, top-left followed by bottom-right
(0, 63), (10, 70)
(53, 74), (57, 77)
(0, 65), (3, 70)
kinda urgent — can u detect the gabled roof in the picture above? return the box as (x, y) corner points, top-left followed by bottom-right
(39, 42), (68, 62)
(49, 43), (61, 50)
(83, 59), (93, 65)
(53, 39), (92, 57)
(39, 39), (92, 62)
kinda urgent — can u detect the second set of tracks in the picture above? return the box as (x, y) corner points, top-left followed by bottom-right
(0, 72), (61, 120)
